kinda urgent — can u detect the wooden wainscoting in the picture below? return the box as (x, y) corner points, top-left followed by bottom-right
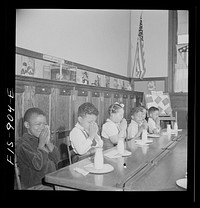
(15, 75), (143, 141)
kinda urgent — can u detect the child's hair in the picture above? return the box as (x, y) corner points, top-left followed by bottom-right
(130, 107), (143, 117)
(108, 102), (124, 116)
(148, 106), (159, 115)
(24, 107), (46, 123)
(139, 105), (147, 111)
(78, 102), (99, 118)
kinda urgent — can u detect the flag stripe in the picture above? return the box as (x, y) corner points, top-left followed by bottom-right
(132, 14), (146, 79)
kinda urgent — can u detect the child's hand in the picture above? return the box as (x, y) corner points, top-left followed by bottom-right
(45, 125), (50, 143)
(94, 135), (103, 148)
(119, 118), (127, 131)
(88, 122), (98, 140)
(46, 141), (54, 152)
(155, 117), (160, 125)
(153, 128), (160, 135)
(38, 127), (49, 149)
(138, 125), (144, 134)
(142, 120), (148, 130)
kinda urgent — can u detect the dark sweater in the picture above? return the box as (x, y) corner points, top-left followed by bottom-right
(15, 133), (60, 189)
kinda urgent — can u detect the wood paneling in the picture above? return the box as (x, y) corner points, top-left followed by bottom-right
(15, 75), (143, 140)
(56, 92), (72, 130)
(15, 92), (24, 138)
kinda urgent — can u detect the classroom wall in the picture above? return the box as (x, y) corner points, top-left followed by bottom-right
(16, 9), (129, 77)
(16, 9), (168, 78)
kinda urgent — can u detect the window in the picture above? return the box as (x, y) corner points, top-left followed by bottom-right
(174, 10), (188, 93)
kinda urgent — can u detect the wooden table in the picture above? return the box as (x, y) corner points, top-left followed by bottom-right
(45, 130), (187, 191)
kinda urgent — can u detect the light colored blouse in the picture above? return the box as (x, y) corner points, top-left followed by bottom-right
(127, 119), (139, 139)
(101, 119), (120, 139)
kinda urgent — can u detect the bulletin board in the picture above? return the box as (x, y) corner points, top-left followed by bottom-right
(144, 92), (173, 116)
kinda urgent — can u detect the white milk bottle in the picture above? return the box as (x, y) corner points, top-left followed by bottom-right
(142, 129), (148, 143)
(167, 124), (171, 134)
(173, 122), (178, 131)
(94, 147), (104, 170)
(117, 138), (125, 155)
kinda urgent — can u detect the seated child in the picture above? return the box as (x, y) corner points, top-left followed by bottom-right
(127, 107), (148, 140)
(101, 102), (127, 149)
(15, 107), (60, 189)
(138, 105), (149, 129)
(148, 106), (161, 134)
(69, 102), (103, 161)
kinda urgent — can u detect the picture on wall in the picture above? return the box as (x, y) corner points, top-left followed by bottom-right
(62, 64), (76, 82)
(51, 63), (77, 82)
(50, 64), (62, 80)
(90, 72), (102, 87)
(118, 79), (123, 89)
(147, 81), (156, 91)
(20, 56), (35, 76)
(105, 75), (110, 88)
(76, 69), (82, 84)
(81, 70), (89, 85)
(113, 78), (119, 89)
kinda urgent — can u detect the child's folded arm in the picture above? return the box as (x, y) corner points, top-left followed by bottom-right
(19, 143), (49, 171)
(94, 135), (103, 147)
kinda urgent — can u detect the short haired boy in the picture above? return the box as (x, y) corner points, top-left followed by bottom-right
(148, 106), (161, 134)
(101, 102), (127, 149)
(15, 107), (60, 189)
(127, 107), (148, 140)
(70, 102), (103, 161)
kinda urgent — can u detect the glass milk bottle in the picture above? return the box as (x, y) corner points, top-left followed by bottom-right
(173, 122), (178, 131)
(142, 129), (148, 142)
(173, 121), (178, 136)
(117, 138), (125, 155)
(94, 147), (104, 170)
(167, 124), (171, 134)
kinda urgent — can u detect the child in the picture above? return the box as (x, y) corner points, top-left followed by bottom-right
(127, 107), (148, 140)
(148, 106), (161, 134)
(101, 102), (127, 149)
(139, 105), (149, 128)
(15, 107), (60, 189)
(69, 102), (103, 161)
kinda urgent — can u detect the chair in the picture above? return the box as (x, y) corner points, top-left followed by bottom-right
(14, 154), (22, 190)
(56, 129), (72, 167)
(55, 129), (99, 166)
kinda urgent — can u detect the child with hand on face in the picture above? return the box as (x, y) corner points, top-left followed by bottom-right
(15, 107), (60, 189)
(148, 106), (161, 134)
(101, 102), (127, 150)
(127, 107), (148, 140)
(69, 102), (103, 162)
(138, 106), (149, 130)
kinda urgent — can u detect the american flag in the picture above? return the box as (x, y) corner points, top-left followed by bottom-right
(132, 14), (146, 79)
